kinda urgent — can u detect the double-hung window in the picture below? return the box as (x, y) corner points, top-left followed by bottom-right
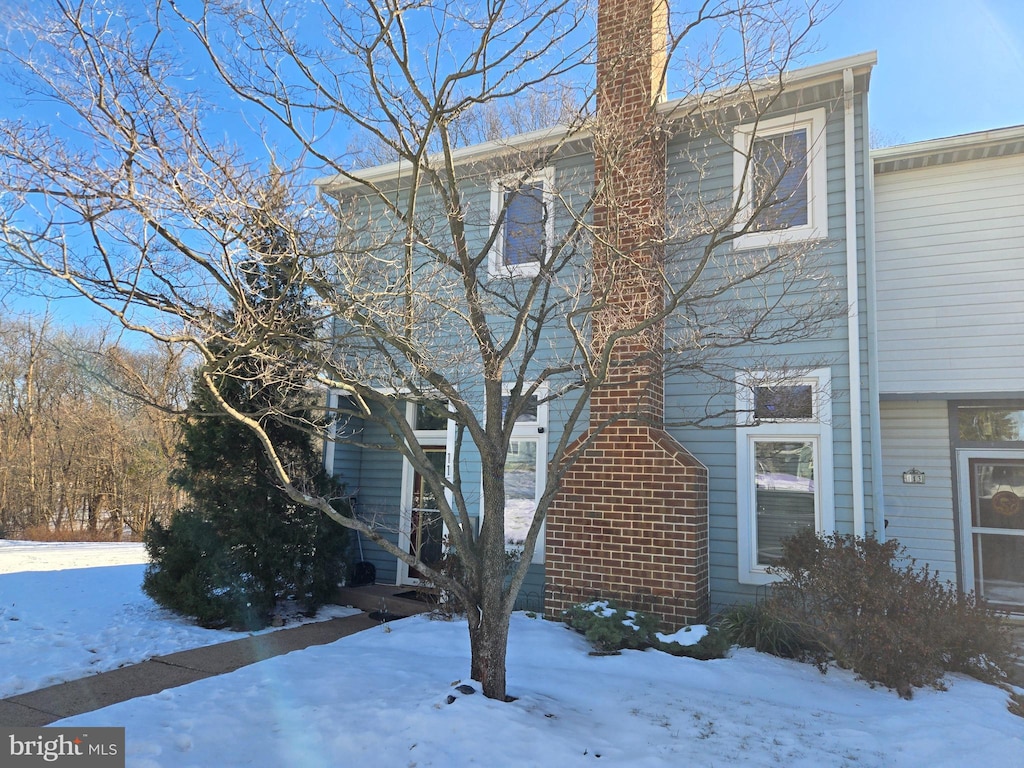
(736, 369), (833, 584)
(733, 109), (828, 248)
(489, 168), (554, 278)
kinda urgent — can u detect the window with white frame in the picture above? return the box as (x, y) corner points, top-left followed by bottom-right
(489, 169), (554, 278)
(736, 369), (833, 584)
(733, 109), (828, 248)
(498, 384), (548, 563)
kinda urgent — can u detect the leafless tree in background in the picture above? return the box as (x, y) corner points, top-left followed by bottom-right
(0, 316), (188, 537)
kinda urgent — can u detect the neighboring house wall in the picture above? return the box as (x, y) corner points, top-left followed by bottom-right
(874, 127), (1024, 610)
(874, 146), (1024, 395)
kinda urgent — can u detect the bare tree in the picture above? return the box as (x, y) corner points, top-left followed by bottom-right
(0, 0), (842, 699)
(0, 316), (186, 536)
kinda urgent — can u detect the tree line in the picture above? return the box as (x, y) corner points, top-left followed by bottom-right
(0, 315), (189, 539)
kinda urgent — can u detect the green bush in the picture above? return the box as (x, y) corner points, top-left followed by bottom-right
(750, 530), (1015, 697)
(655, 625), (731, 660)
(563, 600), (728, 660)
(564, 601), (660, 653)
(143, 497), (348, 631)
(143, 508), (268, 629)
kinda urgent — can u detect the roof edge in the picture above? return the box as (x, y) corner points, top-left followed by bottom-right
(872, 124), (1024, 170)
(316, 51), (878, 193)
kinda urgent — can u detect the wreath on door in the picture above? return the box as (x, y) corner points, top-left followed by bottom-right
(990, 489), (1022, 519)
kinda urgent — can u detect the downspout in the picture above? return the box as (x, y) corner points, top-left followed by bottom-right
(843, 68), (866, 538)
(862, 94), (887, 541)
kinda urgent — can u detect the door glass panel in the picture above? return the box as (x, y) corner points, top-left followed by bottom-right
(973, 533), (1024, 606)
(971, 460), (1024, 528)
(414, 400), (448, 431)
(409, 448), (446, 578)
(755, 440), (816, 565)
(504, 438), (538, 551)
(501, 394), (539, 424)
(969, 458), (1024, 608)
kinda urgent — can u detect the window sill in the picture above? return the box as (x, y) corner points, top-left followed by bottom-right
(732, 224), (826, 251)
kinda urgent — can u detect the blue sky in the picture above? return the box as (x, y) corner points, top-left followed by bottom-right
(811, 0), (1024, 145)
(4, 0), (1022, 327)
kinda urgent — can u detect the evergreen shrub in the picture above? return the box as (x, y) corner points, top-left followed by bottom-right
(142, 196), (349, 630)
(564, 600), (727, 659)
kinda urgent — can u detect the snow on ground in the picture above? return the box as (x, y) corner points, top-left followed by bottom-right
(3, 541), (1023, 767)
(58, 614), (1024, 768)
(0, 540), (357, 698)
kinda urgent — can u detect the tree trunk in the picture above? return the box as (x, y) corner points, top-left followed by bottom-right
(467, 595), (511, 701)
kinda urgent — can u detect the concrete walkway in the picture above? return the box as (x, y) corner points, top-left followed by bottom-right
(0, 612), (378, 727)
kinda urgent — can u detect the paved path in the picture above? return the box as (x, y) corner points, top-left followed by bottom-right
(0, 612), (378, 727)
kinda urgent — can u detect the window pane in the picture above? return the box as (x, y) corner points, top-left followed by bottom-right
(971, 460), (1024, 528)
(754, 384), (813, 421)
(973, 533), (1024, 608)
(501, 393), (539, 424)
(755, 440), (816, 565)
(504, 182), (546, 266)
(750, 128), (809, 231)
(415, 399), (448, 431)
(958, 405), (1024, 442)
(504, 438), (538, 549)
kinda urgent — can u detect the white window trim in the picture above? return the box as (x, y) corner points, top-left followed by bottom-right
(732, 108), (828, 249)
(736, 368), (834, 585)
(955, 448), (1024, 604)
(488, 167), (555, 278)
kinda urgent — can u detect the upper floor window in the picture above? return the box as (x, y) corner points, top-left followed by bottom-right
(489, 168), (554, 278)
(733, 109), (828, 248)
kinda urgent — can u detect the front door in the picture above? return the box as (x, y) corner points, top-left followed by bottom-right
(404, 446), (446, 583)
(958, 451), (1024, 610)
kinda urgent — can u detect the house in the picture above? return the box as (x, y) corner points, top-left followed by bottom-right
(319, 0), (1022, 626)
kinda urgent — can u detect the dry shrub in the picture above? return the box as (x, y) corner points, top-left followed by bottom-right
(17, 525), (133, 543)
(761, 530), (1014, 697)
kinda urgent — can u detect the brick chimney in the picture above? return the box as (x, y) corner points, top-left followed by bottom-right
(545, 0), (709, 629)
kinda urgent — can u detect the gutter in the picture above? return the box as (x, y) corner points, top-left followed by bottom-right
(843, 68), (866, 538)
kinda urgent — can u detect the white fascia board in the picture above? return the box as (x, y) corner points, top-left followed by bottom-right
(872, 124), (1024, 169)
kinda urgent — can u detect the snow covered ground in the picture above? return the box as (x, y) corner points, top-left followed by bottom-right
(3, 541), (1023, 767)
(0, 540), (357, 698)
